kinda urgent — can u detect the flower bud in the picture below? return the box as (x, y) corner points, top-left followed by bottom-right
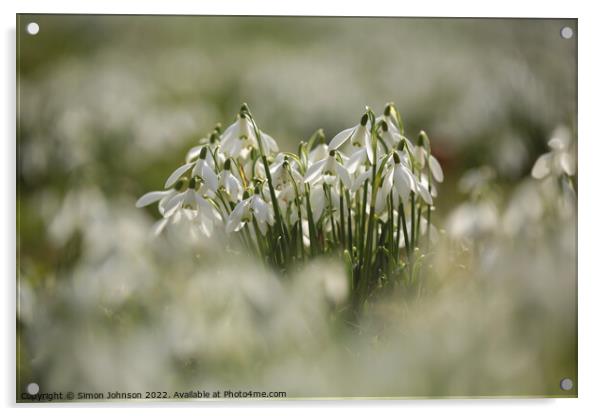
(384, 103), (394, 116)
(175, 177), (187, 191)
(360, 113), (369, 126)
(417, 130), (429, 147)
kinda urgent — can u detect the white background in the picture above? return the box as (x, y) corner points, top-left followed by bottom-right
(2, 0), (601, 414)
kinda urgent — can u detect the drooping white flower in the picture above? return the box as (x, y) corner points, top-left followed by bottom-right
(226, 189), (274, 235)
(164, 146), (219, 194)
(414, 131), (444, 183)
(531, 126), (575, 179)
(220, 113), (278, 159)
(328, 113), (374, 164)
(382, 152), (416, 203)
(157, 177), (222, 237)
(304, 150), (352, 188)
(136, 177), (188, 216)
(309, 143), (329, 164)
(309, 184), (345, 221)
(218, 159), (242, 202)
(185, 128), (222, 163)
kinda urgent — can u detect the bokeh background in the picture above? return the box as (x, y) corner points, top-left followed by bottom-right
(17, 15), (577, 399)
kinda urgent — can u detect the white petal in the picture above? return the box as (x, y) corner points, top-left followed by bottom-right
(531, 153), (552, 179)
(345, 148), (367, 174)
(226, 201), (246, 233)
(135, 190), (171, 208)
(382, 169), (394, 196)
(151, 218), (169, 236)
(163, 193), (185, 217)
(256, 218), (268, 235)
(364, 131), (374, 164)
(304, 159), (326, 183)
(202, 165), (219, 192)
(558, 153), (575, 176)
(429, 155), (444, 182)
(415, 180), (433, 205)
(335, 163), (352, 188)
(260, 132), (279, 153)
(165, 162), (195, 188)
(328, 126), (355, 150)
(185, 145), (203, 163)
(310, 188), (326, 220)
(351, 170), (372, 193)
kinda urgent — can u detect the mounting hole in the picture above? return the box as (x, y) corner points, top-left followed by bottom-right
(560, 377), (574, 391)
(560, 26), (573, 40)
(26, 22), (40, 36)
(26, 382), (40, 395)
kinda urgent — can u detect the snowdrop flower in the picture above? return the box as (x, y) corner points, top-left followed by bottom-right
(446, 201), (498, 240)
(185, 128), (222, 163)
(135, 177), (187, 215)
(309, 184), (347, 224)
(160, 177), (222, 237)
(304, 150), (352, 188)
(328, 113), (374, 164)
(218, 159), (242, 202)
(383, 152), (419, 203)
(226, 188), (274, 235)
(220, 112), (278, 159)
(379, 119), (404, 150)
(377, 103), (402, 135)
(414, 131), (444, 183)
(270, 154), (303, 190)
(309, 143), (329, 164)
(164, 146), (218, 194)
(531, 126), (575, 179)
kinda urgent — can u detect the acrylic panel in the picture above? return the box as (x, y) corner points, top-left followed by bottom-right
(16, 15), (577, 401)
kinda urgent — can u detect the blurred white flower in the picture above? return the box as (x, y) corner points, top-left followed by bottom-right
(226, 190), (274, 235)
(328, 113), (374, 164)
(305, 150), (352, 188)
(531, 126), (575, 179)
(220, 113), (278, 159)
(217, 159), (243, 202)
(165, 146), (218, 191)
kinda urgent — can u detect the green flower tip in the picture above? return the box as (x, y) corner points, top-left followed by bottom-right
(329, 150), (336, 157)
(199, 146), (208, 159)
(317, 129), (326, 142)
(175, 177), (187, 191)
(360, 113), (369, 126)
(188, 177), (198, 189)
(224, 159), (231, 170)
(384, 103), (394, 116)
(417, 130), (429, 147)
(380, 120), (388, 132)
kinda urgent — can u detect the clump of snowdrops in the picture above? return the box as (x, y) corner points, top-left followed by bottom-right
(137, 103), (443, 309)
